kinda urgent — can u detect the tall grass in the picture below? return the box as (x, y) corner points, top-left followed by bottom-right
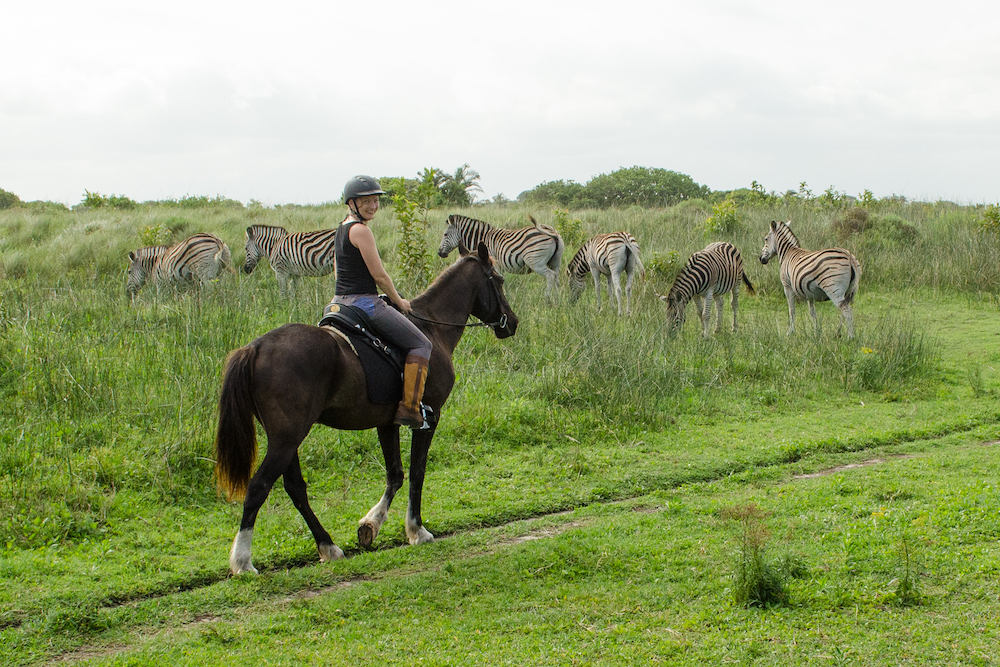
(0, 197), (979, 550)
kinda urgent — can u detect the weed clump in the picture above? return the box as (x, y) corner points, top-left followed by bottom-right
(722, 503), (788, 608)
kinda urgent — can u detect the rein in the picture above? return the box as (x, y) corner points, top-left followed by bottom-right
(409, 312), (508, 330)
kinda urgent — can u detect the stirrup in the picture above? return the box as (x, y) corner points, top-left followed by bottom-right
(414, 404), (434, 431)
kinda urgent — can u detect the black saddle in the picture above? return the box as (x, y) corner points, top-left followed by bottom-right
(318, 303), (404, 405)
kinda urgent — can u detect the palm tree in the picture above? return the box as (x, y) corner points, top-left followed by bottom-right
(441, 164), (482, 206)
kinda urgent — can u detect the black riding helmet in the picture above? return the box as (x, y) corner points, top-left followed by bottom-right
(343, 175), (386, 203)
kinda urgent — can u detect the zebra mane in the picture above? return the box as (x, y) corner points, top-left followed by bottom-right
(772, 220), (801, 248)
(566, 243), (590, 278)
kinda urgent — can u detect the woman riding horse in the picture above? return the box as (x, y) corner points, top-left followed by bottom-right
(331, 175), (433, 428)
(216, 240), (518, 575)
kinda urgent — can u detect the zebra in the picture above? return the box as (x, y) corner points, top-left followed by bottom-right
(244, 225), (338, 298)
(437, 214), (564, 297)
(243, 224), (288, 275)
(567, 232), (645, 315)
(759, 220), (862, 338)
(127, 232), (234, 299)
(659, 241), (756, 338)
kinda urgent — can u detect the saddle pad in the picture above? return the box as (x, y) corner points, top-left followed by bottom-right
(319, 320), (403, 405)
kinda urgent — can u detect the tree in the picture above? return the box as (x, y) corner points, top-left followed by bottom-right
(586, 166), (710, 208)
(0, 188), (21, 209)
(440, 164), (482, 206)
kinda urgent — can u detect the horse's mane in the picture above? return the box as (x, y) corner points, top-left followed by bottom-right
(412, 255), (482, 305)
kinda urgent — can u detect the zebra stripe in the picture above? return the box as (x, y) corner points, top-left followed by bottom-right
(660, 241), (755, 337)
(437, 214), (564, 296)
(567, 232), (644, 315)
(127, 233), (233, 298)
(759, 220), (861, 338)
(269, 228), (338, 297)
(243, 224), (289, 274)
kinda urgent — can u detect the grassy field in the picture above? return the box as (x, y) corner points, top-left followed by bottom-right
(1, 197), (999, 665)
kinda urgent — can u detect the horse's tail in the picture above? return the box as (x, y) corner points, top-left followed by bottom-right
(215, 344), (260, 501)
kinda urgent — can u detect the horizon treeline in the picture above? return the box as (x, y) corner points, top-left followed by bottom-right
(0, 165), (994, 212)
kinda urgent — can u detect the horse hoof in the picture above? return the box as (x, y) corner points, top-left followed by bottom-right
(358, 521), (377, 549)
(318, 543), (345, 562)
(231, 561), (258, 576)
(408, 527), (435, 545)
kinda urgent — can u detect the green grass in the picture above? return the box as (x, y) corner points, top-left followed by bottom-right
(1, 198), (999, 665)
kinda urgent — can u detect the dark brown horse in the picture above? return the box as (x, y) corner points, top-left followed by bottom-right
(215, 243), (518, 574)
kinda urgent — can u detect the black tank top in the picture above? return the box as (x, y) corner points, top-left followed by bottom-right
(335, 220), (378, 296)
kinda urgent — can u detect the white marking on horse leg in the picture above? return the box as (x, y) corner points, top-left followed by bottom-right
(229, 528), (258, 575)
(405, 503), (435, 545)
(318, 543), (345, 562)
(357, 493), (392, 547)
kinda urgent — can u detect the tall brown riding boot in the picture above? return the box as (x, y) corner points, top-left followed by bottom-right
(395, 354), (429, 429)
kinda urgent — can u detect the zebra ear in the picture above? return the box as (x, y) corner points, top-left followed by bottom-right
(769, 220), (777, 231)
(128, 251), (137, 262)
(784, 220), (791, 227)
(477, 242), (490, 264)
(458, 237), (471, 256)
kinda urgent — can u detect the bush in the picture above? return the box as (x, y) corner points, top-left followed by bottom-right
(704, 198), (739, 234)
(722, 503), (788, 608)
(978, 204), (1000, 234)
(81, 190), (138, 210)
(553, 209), (585, 252)
(0, 188), (21, 209)
(831, 207), (871, 241)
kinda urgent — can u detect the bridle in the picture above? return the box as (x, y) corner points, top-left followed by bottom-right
(408, 264), (509, 331)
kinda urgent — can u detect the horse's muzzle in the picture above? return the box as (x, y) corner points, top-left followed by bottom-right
(492, 313), (518, 338)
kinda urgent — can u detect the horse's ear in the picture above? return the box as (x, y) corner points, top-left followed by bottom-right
(477, 242), (490, 264)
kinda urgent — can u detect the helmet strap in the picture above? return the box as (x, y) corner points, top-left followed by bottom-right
(346, 198), (372, 222)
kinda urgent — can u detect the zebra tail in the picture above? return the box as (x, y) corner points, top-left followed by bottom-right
(215, 345), (260, 501)
(217, 245), (238, 275)
(842, 264), (860, 306)
(741, 271), (756, 296)
(627, 238), (645, 279)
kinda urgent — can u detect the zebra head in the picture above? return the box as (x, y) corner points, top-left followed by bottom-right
(760, 220), (796, 264)
(244, 225), (287, 274)
(126, 246), (167, 299)
(565, 245), (590, 302)
(659, 292), (687, 336)
(437, 219), (463, 258)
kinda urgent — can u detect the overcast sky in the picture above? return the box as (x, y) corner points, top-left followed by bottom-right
(2, 0), (999, 206)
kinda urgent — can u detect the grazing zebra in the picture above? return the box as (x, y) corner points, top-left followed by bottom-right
(127, 232), (234, 299)
(659, 241), (756, 337)
(759, 220), (862, 338)
(243, 224), (288, 274)
(437, 214), (564, 297)
(567, 232), (645, 315)
(244, 225), (338, 298)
